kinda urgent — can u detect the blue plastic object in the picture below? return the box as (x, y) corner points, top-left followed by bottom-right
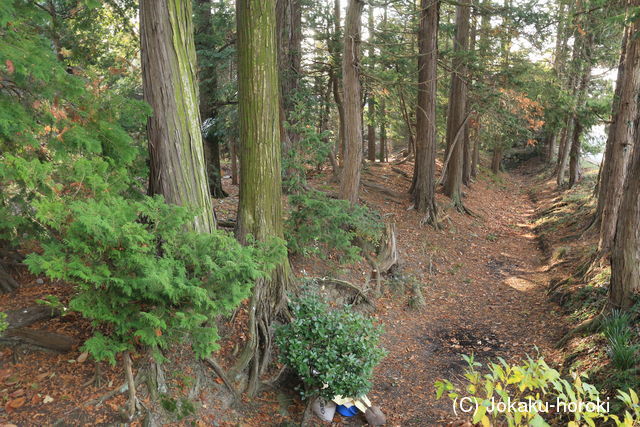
(336, 404), (359, 417)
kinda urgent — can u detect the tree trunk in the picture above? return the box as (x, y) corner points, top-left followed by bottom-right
(331, 0), (346, 166)
(230, 138), (238, 185)
(462, 4), (477, 186)
(277, 0), (303, 191)
(491, 146), (502, 174)
(556, 115), (574, 186)
(471, 123), (480, 178)
(339, 0), (365, 206)
(235, 0), (291, 395)
(443, 1), (470, 210)
(568, 24), (595, 189)
(366, 4), (377, 162)
(545, 131), (557, 163)
(140, 0), (215, 233)
(411, 0), (439, 224)
(379, 99), (387, 162)
(194, 0), (227, 199)
(609, 121), (640, 309)
(598, 12), (639, 254)
(203, 132), (228, 198)
(568, 120), (583, 187)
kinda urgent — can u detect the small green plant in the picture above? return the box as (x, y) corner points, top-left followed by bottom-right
(602, 310), (640, 371)
(486, 233), (499, 242)
(276, 294), (386, 400)
(0, 312), (8, 333)
(35, 295), (67, 315)
(286, 190), (383, 264)
(435, 354), (640, 426)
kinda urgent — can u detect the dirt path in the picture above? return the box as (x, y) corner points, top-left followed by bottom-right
(358, 164), (566, 425)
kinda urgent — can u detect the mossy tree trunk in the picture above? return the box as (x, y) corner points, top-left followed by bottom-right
(235, 0), (291, 396)
(140, 0), (215, 233)
(339, 0), (364, 205)
(443, 0), (470, 210)
(411, 0), (439, 225)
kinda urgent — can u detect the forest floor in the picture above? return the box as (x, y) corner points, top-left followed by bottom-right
(0, 158), (573, 426)
(213, 158), (570, 426)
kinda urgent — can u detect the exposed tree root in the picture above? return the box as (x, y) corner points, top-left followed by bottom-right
(4, 305), (61, 328)
(83, 366), (146, 409)
(0, 264), (19, 293)
(450, 198), (477, 217)
(555, 313), (604, 349)
(232, 265), (291, 396)
(312, 277), (374, 307)
(362, 180), (405, 203)
(123, 351), (137, 421)
(419, 205), (441, 230)
(391, 166), (411, 180)
(1, 328), (78, 353)
(83, 363), (104, 388)
(205, 356), (239, 400)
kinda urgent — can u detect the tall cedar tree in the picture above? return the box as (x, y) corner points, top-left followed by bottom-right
(195, 0), (228, 199)
(367, 4), (377, 162)
(598, 2), (640, 255)
(443, 1), (470, 210)
(610, 111), (640, 309)
(331, 0), (346, 166)
(462, 5), (477, 186)
(140, 0), (215, 233)
(410, 0), (439, 224)
(340, 0), (365, 205)
(568, 12), (596, 188)
(235, 0), (291, 396)
(277, 0), (303, 190)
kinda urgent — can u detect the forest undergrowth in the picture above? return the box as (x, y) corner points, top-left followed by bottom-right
(2, 156), (613, 426)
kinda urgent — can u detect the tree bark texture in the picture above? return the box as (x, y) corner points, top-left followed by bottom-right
(443, 1), (470, 209)
(598, 9), (639, 254)
(140, 0), (215, 233)
(610, 118), (640, 309)
(276, 0), (303, 190)
(235, 0), (291, 395)
(339, 0), (365, 205)
(411, 0), (439, 223)
(367, 4), (377, 162)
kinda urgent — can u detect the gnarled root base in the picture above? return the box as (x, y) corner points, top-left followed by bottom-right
(232, 264), (291, 396)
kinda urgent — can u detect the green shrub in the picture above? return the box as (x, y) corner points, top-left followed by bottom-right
(608, 339), (639, 371)
(435, 354), (640, 426)
(25, 194), (284, 365)
(602, 310), (639, 372)
(286, 190), (383, 264)
(275, 294), (386, 400)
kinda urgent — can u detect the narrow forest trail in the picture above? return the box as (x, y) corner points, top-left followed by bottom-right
(353, 163), (567, 426)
